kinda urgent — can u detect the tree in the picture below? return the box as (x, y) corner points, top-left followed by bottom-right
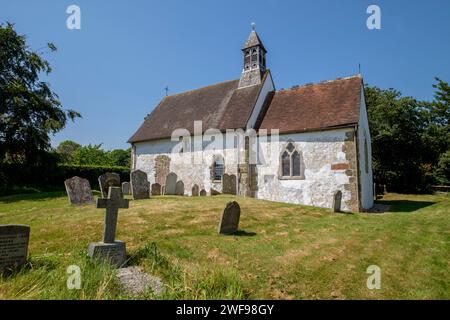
(56, 140), (81, 163)
(72, 144), (108, 166)
(109, 148), (131, 167)
(365, 77), (450, 192)
(365, 85), (427, 192)
(0, 23), (80, 165)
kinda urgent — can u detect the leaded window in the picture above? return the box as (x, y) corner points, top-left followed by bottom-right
(280, 142), (303, 179)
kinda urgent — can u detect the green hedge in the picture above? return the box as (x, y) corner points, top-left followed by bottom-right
(0, 163), (130, 195)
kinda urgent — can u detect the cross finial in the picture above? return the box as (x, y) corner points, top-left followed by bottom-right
(251, 22), (256, 31)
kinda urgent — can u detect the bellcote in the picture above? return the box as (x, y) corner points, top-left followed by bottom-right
(238, 24), (267, 88)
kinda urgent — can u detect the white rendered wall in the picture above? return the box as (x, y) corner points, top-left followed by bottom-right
(256, 129), (357, 212)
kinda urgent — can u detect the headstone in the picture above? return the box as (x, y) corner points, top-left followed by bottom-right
(98, 173), (121, 198)
(88, 187), (129, 267)
(175, 181), (184, 196)
(222, 174), (237, 195)
(0, 225), (30, 272)
(122, 182), (131, 195)
(211, 189), (221, 196)
(164, 172), (177, 195)
(151, 183), (162, 196)
(191, 184), (199, 197)
(130, 170), (150, 200)
(333, 190), (342, 213)
(64, 176), (94, 205)
(218, 201), (241, 235)
(200, 189), (207, 196)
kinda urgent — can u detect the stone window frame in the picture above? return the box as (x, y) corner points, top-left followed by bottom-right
(211, 154), (225, 182)
(278, 140), (305, 180)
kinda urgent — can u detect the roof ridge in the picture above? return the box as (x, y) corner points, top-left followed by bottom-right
(279, 74), (362, 92)
(167, 78), (239, 98)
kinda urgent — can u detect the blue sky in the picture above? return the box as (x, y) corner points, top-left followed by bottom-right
(2, 0), (449, 150)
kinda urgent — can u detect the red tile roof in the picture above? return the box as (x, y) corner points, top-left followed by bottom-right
(128, 74), (362, 144)
(258, 76), (362, 134)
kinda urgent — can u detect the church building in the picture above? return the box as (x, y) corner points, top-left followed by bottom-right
(128, 27), (374, 212)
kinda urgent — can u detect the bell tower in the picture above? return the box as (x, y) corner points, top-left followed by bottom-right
(238, 23), (267, 88)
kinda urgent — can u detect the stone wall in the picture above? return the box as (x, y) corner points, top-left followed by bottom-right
(256, 129), (360, 212)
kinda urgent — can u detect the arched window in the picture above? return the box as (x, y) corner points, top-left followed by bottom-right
(280, 142), (304, 179)
(212, 155), (224, 181)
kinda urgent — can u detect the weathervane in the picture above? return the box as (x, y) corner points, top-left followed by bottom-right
(165, 86), (169, 97)
(251, 22), (256, 31)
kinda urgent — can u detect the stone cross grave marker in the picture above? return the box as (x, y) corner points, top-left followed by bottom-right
(122, 182), (131, 195)
(98, 172), (121, 198)
(164, 172), (177, 195)
(218, 201), (241, 235)
(0, 225), (30, 272)
(64, 176), (94, 205)
(88, 187), (129, 267)
(131, 170), (150, 200)
(333, 190), (342, 213)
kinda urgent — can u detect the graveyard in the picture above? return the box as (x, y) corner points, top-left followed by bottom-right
(0, 189), (448, 300)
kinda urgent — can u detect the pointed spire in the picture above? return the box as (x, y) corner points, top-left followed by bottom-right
(242, 23), (266, 51)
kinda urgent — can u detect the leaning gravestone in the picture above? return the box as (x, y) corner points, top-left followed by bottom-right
(131, 170), (150, 200)
(200, 189), (207, 196)
(218, 201), (241, 235)
(151, 183), (162, 196)
(175, 181), (184, 196)
(122, 182), (131, 195)
(191, 184), (199, 197)
(164, 172), (177, 195)
(0, 225), (30, 272)
(88, 187), (129, 267)
(98, 173), (121, 198)
(333, 190), (342, 213)
(64, 176), (94, 205)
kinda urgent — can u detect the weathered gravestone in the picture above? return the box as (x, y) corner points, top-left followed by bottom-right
(191, 184), (199, 197)
(218, 201), (241, 235)
(200, 189), (207, 196)
(88, 187), (129, 267)
(164, 172), (177, 195)
(175, 180), (184, 196)
(222, 174), (237, 195)
(64, 176), (94, 205)
(333, 190), (342, 213)
(131, 170), (150, 200)
(0, 225), (30, 272)
(98, 173), (121, 198)
(122, 182), (131, 195)
(151, 183), (162, 196)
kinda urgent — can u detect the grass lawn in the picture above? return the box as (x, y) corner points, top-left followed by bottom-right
(0, 191), (449, 300)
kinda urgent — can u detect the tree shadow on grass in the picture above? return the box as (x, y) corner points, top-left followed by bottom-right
(0, 191), (67, 203)
(233, 230), (257, 237)
(376, 200), (436, 213)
